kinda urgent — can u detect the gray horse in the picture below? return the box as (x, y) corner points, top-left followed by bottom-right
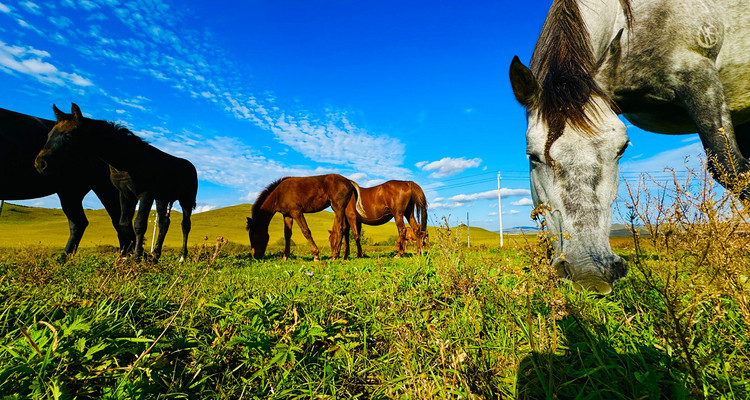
(509, 0), (749, 293)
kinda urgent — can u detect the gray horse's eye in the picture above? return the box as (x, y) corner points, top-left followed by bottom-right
(616, 142), (629, 159)
(527, 153), (543, 164)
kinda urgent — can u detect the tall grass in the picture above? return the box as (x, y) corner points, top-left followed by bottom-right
(0, 165), (749, 399)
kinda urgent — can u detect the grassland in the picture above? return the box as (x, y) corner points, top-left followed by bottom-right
(1, 191), (749, 399)
(0, 202), (503, 251)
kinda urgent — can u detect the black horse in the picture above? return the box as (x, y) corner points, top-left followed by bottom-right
(35, 104), (198, 261)
(0, 107), (134, 256)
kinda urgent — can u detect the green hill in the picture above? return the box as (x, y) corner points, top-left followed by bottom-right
(0, 202), (505, 252)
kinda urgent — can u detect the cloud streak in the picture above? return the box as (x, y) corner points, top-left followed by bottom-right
(416, 157), (481, 178)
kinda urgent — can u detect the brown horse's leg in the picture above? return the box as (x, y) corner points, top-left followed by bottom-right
(407, 213), (423, 255)
(356, 221), (364, 258)
(133, 194), (154, 260)
(292, 212), (320, 261)
(152, 200), (171, 261)
(393, 211), (407, 257)
(180, 204), (192, 262)
(283, 215), (293, 261)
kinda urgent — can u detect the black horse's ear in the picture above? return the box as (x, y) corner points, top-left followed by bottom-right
(53, 104), (65, 121)
(509, 55), (540, 108)
(71, 103), (83, 124)
(245, 217), (253, 231)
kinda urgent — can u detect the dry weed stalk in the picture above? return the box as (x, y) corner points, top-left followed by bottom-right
(624, 157), (750, 397)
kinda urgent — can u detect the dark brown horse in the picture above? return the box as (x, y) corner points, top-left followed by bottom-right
(339, 180), (428, 258)
(246, 174), (365, 261)
(35, 104), (198, 261)
(0, 106), (134, 256)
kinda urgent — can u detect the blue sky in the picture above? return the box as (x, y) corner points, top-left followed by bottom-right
(0, 0), (705, 232)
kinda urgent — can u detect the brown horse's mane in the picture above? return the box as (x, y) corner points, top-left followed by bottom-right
(250, 177), (288, 220)
(530, 0), (632, 163)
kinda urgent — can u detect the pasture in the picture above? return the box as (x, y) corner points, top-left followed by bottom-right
(1, 188), (749, 399)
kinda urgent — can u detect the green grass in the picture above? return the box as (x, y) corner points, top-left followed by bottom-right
(0, 231), (747, 399)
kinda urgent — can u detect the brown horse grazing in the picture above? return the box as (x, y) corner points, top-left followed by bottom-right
(35, 104), (198, 262)
(404, 227), (429, 251)
(339, 180), (428, 258)
(246, 174), (365, 261)
(0, 107), (135, 257)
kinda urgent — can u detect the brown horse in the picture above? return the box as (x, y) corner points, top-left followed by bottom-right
(339, 180), (428, 258)
(404, 226), (429, 251)
(246, 174), (365, 261)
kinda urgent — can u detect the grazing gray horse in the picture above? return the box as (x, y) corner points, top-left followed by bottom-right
(509, 0), (750, 293)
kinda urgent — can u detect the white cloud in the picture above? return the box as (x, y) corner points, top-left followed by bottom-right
(20, 1), (40, 15)
(0, 40), (93, 87)
(194, 204), (215, 213)
(430, 201), (464, 209)
(417, 157), (481, 178)
(0, 3), (11, 13)
(448, 188), (530, 203)
(511, 198), (533, 206)
(504, 210), (520, 215)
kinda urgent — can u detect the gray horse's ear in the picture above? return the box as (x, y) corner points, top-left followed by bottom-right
(71, 103), (83, 124)
(53, 104), (65, 121)
(596, 29), (623, 71)
(509, 55), (540, 108)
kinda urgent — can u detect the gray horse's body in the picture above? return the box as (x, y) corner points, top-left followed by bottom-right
(510, 0), (750, 293)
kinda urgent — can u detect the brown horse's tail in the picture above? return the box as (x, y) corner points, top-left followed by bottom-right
(351, 181), (367, 218)
(408, 181), (428, 233)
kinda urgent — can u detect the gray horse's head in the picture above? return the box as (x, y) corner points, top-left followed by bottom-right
(509, 56), (629, 294)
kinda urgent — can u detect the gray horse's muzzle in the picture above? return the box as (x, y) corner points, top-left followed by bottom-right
(552, 253), (628, 294)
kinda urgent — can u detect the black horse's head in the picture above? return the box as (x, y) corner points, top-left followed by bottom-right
(246, 216), (269, 259)
(35, 103), (89, 175)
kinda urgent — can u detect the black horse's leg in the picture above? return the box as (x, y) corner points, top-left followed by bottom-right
(92, 182), (135, 253)
(152, 200), (170, 261)
(133, 194), (154, 260)
(179, 200), (192, 262)
(117, 192), (138, 256)
(58, 192), (89, 257)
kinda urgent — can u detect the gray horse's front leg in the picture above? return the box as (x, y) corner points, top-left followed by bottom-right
(676, 58), (750, 197)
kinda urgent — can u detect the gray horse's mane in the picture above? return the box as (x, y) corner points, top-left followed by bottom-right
(530, 0), (632, 163)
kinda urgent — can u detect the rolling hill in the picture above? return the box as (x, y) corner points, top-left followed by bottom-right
(0, 202), (506, 252)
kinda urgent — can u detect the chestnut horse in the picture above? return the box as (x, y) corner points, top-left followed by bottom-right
(0, 107), (134, 257)
(404, 226), (429, 251)
(246, 174), (365, 261)
(35, 104), (198, 262)
(339, 180), (428, 258)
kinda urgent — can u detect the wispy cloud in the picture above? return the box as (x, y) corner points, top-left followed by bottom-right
(3, 0), (408, 182)
(416, 157), (481, 178)
(0, 40), (93, 87)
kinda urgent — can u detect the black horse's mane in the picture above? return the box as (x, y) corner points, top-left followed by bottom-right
(104, 121), (148, 145)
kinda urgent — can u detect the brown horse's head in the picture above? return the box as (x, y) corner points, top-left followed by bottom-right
(35, 103), (87, 175)
(246, 216), (269, 259)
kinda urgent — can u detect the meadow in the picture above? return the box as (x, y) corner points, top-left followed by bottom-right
(1, 174), (749, 399)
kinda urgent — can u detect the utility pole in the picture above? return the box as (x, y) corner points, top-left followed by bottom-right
(466, 212), (470, 248)
(497, 172), (504, 247)
(150, 210), (158, 253)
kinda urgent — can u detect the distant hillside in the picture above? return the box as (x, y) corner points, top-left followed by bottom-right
(0, 202), (506, 251)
